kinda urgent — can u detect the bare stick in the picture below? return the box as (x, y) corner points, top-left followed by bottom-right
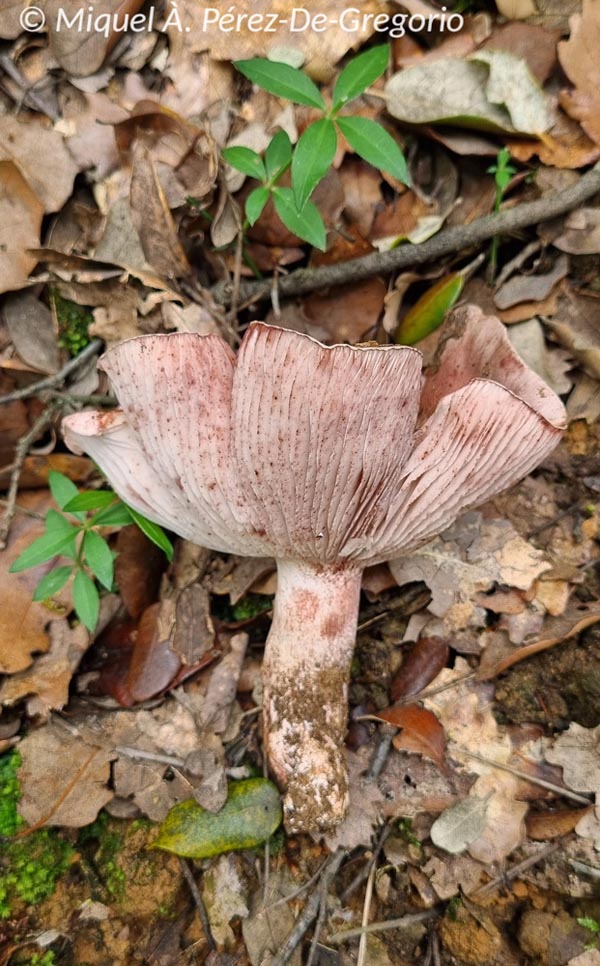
(330, 909), (438, 943)
(457, 749), (593, 805)
(271, 849), (347, 966)
(0, 399), (63, 548)
(470, 841), (560, 900)
(178, 858), (216, 953)
(0, 340), (103, 406)
(212, 162), (600, 306)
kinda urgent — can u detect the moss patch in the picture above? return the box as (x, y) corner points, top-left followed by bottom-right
(0, 750), (74, 919)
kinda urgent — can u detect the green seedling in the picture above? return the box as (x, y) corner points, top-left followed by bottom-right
(487, 147), (517, 280)
(223, 45), (409, 249)
(9, 470), (173, 632)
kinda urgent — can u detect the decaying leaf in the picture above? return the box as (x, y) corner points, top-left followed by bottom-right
(0, 161), (44, 294)
(430, 795), (491, 854)
(152, 778), (282, 859)
(0, 117), (78, 213)
(493, 254), (569, 309)
(3, 291), (60, 374)
(385, 51), (551, 135)
(507, 318), (572, 397)
(18, 721), (115, 827)
(130, 144), (192, 280)
(389, 512), (550, 632)
(554, 207), (600, 254)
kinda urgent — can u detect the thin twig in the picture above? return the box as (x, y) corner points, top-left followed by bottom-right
(268, 857), (330, 911)
(341, 822), (393, 902)
(227, 228), (244, 325)
(470, 841), (560, 900)
(178, 858), (216, 953)
(0, 399), (63, 548)
(0, 498), (45, 521)
(212, 162), (600, 306)
(271, 849), (347, 966)
(366, 726), (397, 782)
(357, 847), (377, 966)
(329, 909), (439, 943)
(0, 53), (58, 119)
(0, 340), (103, 406)
(457, 749), (593, 805)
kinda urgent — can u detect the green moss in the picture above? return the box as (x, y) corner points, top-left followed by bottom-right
(0, 750), (74, 919)
(215, 593), (273, 623)
(51, 290), (93, 357)
(78, 812), (127, 900)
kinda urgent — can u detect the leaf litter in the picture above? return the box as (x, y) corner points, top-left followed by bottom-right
(1, 3), (600, 963)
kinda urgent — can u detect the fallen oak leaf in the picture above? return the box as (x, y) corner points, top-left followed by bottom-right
(374, 705), (446, 769)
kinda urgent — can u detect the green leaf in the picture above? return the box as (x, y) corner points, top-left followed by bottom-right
(128, 507), (174, 562)
(83, 530), (114, 591)
(235, 58), (325, 109)
(32, 566), (73, 602)
(73, 569), (100, 632)
(333, 44), (389, 111)
(265, 130), (292, 181)
(48, 470), (79, 510)
(49, 470), (86, 522)
(9, 530), (78, 573)
(273, 188), (326, 251)
(291, 118), (337, 210)
(89, 502), (133, 527)
(246, 186), (270, 226)
(336, 116), (409, 184)
(45, 510), (79, 538)
(395, 273), (464, 346)
(63, 491), (117, 512)
(152, 778), (282, 859)
(221, 146), (266, 181)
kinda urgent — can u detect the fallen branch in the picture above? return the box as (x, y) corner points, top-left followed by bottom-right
(0, 339), (103, 406)
(212, 162), (600, 307)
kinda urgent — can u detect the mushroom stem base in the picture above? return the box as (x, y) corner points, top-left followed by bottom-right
(262, 560), (362, 833)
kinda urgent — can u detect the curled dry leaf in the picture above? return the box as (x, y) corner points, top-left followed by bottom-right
(130, 144), (192, 281)
(494, 254), (569, 310)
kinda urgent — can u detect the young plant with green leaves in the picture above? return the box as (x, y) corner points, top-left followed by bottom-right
(222, 45), (409, 250)
(9, 470), (173, 632)
(487, 146), (517, 280)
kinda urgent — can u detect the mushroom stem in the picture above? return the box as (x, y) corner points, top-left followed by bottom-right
(262, 559), (363, 833)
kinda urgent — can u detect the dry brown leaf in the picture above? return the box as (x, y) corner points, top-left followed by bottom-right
(493, 254), (569, 310)
(45, 0), (146, 76)
(0, 0), (25, 37)
(0, 161), (44, 294)
(526, 806), (593, 840)
(130, 144), (192, 280)
(554, 207), (600, 254)
(376, 705), (446, 768)
(507, 319), (572, 397)
(17, 721), (114, 827)
(391, 636), (449, 702)
(170, 0), (389, 75)
(558, 0), (600, 146)
(390, 512), (550, 633)
(0, 619), (90, 717)
(482, 22), (559, 84)
(509, 109), (600, 170)
(3, 291), (60, 374)
(0, 117), (77, 214)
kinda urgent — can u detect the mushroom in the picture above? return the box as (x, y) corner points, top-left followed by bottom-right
(62, 305), (566, 833)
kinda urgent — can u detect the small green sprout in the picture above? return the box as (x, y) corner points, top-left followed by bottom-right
(9, 470), (173, 632)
